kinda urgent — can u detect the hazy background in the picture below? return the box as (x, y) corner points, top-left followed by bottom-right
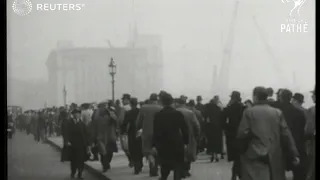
(7, 0), (315, 108)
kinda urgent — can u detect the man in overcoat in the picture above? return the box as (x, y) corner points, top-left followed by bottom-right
(65, 109), (90, 179)
(188, 100), (205, 153)
(305, 88), (315, 180)
(121, 98), (143, 174)
(118, 94), (133, 167)
(279, 89), (307, 180)
(204, 96), (225, 162)
(176, 96), (200, 178)
(195, 95), (205, 116)
(92, 102), (118, 172)
(136, 93), (162, 177)
(153, 93), (189, 180)
(237, 87), (299, 180)
(223, 91), (246, 180)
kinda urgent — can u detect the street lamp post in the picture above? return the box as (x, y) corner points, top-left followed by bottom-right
(63, 85), (67, 107)
(109, 57), (117, 103)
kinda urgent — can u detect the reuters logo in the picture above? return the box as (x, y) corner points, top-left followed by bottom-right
(12, 0), (33, 16)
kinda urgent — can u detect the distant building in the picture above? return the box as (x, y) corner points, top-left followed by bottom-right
(46, 35), (163, 106)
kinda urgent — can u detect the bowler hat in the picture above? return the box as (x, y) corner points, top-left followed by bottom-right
(292, 93), (304, 103)
(196, 95), (202, 101)
(122, 94), (131, 100)
(149, 93), (158, 101)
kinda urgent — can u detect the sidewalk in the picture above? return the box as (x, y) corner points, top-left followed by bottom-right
(47, 136), (293, 180)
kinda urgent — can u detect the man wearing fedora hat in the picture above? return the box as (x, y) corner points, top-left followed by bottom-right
(118, 94), (134, 167)
(292, 93), (307, 113)
(278, 89), (307, 180)
(224, 91), (246, 180)
(121, 97), (144, 174)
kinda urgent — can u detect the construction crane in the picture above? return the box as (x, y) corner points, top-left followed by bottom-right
(216, 0), (240, 94)
(104, 39), (114, 48)
(252, 16), (289, 87)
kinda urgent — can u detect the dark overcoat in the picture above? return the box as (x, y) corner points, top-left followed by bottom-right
(305, 106), (315, 180)
(223, 102), (246, 161)
(122, 108), (143, 159)
(59, 111), (70, 144)
(204, 103), (225, 154)
(195, 103), (205, 117)
(65, 119), (90, 163)
(278, 103), (306, 170)
(153, 107), (189, 165)
(237, 102), (299, 180)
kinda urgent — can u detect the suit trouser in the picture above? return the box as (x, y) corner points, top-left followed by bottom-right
(232, 159), (241, 179)
(148, 154), (159, 175)
(292, 156), (307, 180)
(160, 163), (183, 180)
(70, 159), (84, 176)
(100, 152), (113, 170)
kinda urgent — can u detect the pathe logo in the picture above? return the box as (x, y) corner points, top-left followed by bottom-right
(281, 0), (307, 17)
(280, 0), (308, 33)
(12, 0), (33, 16)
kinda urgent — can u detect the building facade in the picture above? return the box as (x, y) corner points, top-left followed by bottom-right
(46, 36), (163, 106)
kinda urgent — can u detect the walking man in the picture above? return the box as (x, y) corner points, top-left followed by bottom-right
(153, 93), (189, 180)
(223, 91), (246, 180)
(121, 98), (144, 174)
(237, 86), (299, 180)
(176, 96), (200, 178)
(136, 93), (162, 177)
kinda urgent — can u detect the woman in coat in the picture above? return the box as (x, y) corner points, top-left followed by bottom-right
(65, 109), (90, 179)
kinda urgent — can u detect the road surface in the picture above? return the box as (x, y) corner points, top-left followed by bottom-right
(7, 131), (103, 180)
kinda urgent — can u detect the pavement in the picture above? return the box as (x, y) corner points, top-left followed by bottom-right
(9, 132), (293, 180)
(47, 136), (235, 180)
(7, 131), (104, 180)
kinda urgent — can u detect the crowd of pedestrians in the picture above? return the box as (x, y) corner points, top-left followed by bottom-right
(15, 86), (315, 180)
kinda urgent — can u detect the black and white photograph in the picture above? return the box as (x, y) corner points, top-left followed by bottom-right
(7, 0), (315, 180)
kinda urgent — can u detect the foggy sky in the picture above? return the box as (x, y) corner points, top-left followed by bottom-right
(7, 0), (315, 97)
